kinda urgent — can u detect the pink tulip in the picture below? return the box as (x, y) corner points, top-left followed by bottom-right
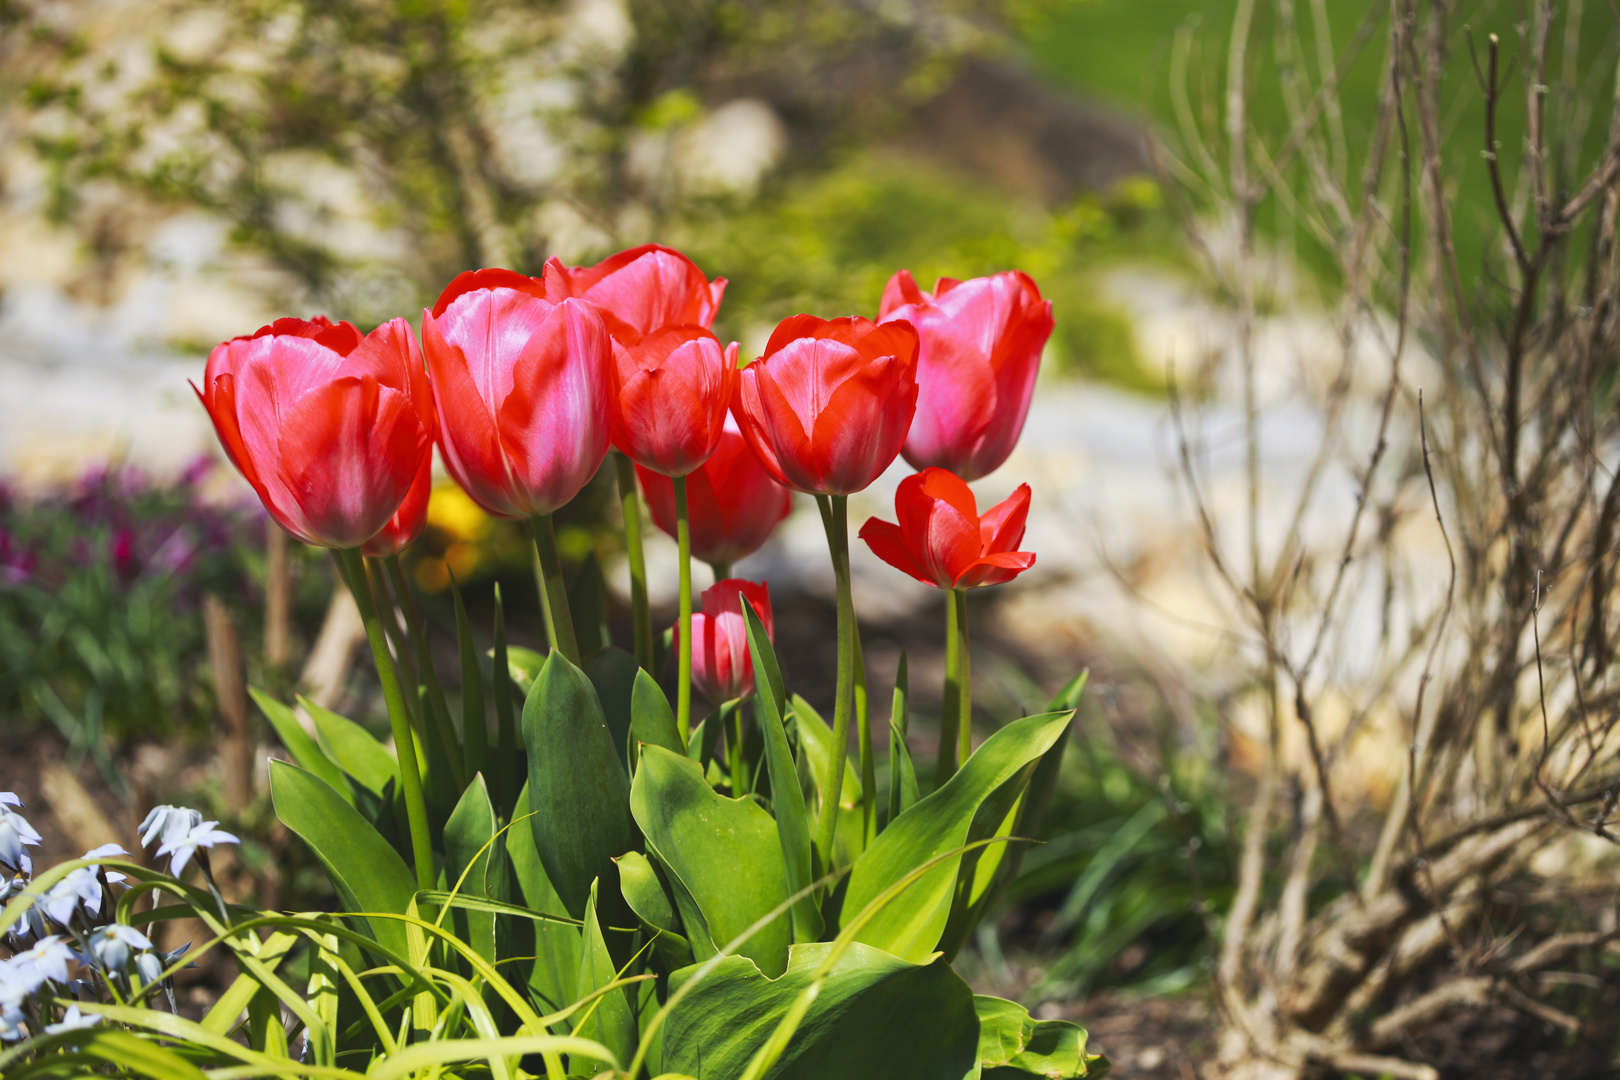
(610, 325), (738, 477)
(546, 244), (727, 343)
(878, 270), (1053, 481)
(421, 269), (614, 519)
(675, 579), (773, 704)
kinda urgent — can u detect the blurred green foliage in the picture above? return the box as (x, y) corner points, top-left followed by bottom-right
(683, 154), (1176, 392)
(1021, 0), (1620, 288)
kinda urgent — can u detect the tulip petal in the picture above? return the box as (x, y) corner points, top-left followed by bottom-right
(422, 309), (527, 519)
(858, 517), (937, 587)
(953, 550), (1035, 590)
(979, 483), (1032, 554)
(878, 269), (927, 319)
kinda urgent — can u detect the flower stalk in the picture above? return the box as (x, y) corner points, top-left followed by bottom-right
(336, 547), (435, 893)
(384, 555), (466, 791)
(675, 475), (694, 745)
(530, 513), (581, 666)
(814, 494), (859, 863)
(614, 452), (655, 673)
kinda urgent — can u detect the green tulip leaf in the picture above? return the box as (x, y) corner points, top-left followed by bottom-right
(574, 879), (637, 1075)
(299, 696), (396, 797)
(584, 646), (640, 769)
(631, 668), (683, 759)
(269, 760), (415, 959)
(662, 942), (979, 1080)
(617, 850), (693, 969)
(250, 688), (351, 803)
(975, 995), (1105, 1078)
(840, 710), (1073, 963)
(791, 694), (866, 864)
(887, 651), (919, 826)
(741, 600), (820, 943)
(443, 773), (507, 965)
(522, 651), (640, 919)
(450, 572), (489, 781)
(506, 645), (548, 696)
(630, 746), (791, 977)
(570, 552), (613, 655)
(507, 783), (583, 1014)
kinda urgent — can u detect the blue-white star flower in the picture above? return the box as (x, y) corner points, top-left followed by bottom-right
(0, 1003), (26, 1043)
(138, 806), (202, 852)
(44, 1004), (101, 1035)
(4, 935), (73, 993)
(0, 805), (41, 876)
(155, 820), (239, 876)
(86, 924), (153, 972)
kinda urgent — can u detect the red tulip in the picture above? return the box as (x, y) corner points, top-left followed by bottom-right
(195, 316), (434, 549)
(636, 418), (793, 565)
(361, 451), (432, 558)
(673, 579), (773, 704)
(422, 269), (614, 519)
(878, 270), (1053, 481)
(546, 244), (727, 343)
(858, 467), (1035, 589)
(731, 315), (920, 495)
(611, 325), (738, 477)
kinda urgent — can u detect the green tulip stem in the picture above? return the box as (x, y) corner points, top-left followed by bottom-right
(337, 547), (435, 893)
(365, 558), (423, 737)
(530, 514), (580, 666)
(814, 493), (859, 865)
(710, 561), (732, 583)
(613, 452), (655, 674)
(384, 555), (466, 791)
(674, 474), (694, 746)
(938, 592), (963, 785)
(855, 628), (876, 844)
(954, 588), (972, 767)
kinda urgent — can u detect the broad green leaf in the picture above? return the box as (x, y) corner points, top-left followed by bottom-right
(506, 645), (548, 696)
(573, 879), (637, 1075)
(617, 850), (693, 969)
(584, 646), (640, 769)
(840, 711), (1072, 963)
(662, 943), (979, 1080)
(507, 783), (582, 1014)
(300, 696), (396, 797)
(450, 572), (489, 781)
(630, 746), (790, 977)
(571, 551), (612, 654)
(250, 688), (351, 803)
(522, 651), (639, 918)
(975, 995), (1103, 1078)
(269, 760), (415, 959)
(631, 668), (682, 757)
(741, 601), (819, 944)
(443, 774), (506, 965)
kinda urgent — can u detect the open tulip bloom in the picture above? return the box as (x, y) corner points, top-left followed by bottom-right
(880, 269), (1053, 481)
(861, 467), (1036, 778)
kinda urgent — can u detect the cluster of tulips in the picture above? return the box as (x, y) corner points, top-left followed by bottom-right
(194, 243), (1052, 886)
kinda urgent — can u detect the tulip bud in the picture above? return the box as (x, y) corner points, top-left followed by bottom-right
(194, 316), (435, 549)
(879, 270), (1053, 481)
(422, 270), (614, 519)
(732, 315), (919, 495)
(858, 467), (1035, 590)
(635, 418), (793, 567)
(673, 579), (773, 704)
(610, 325), (738, 477)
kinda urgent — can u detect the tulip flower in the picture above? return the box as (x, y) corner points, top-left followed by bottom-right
(637, 418), (793, 576)
(546, 244), (727, 342)
(194, 316), (435, 550)
(732, 314), (920, 496)
(361, 451), (433, 558)
(422, 267), (616, 667)
(674, 579), (774, 705)
(731, 313), (918, 863)
(859, 468), (1037, 782)
(879, 269), (1053, 481)
(610, 325), (738, 478)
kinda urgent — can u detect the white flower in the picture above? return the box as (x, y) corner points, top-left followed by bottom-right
(0, 1003), (26, 1042)
(87, 924), (152, 972)
(138, 806), (202, 852)
(2, 935), (73, 995)
(44, 1004), (101, 1034)
(155, 820), (239, 876)
(0, 805), (41, 875)
(40, 868), (102, 927)
(132, 950), (165, 988)
(0, 794), (20, 809)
